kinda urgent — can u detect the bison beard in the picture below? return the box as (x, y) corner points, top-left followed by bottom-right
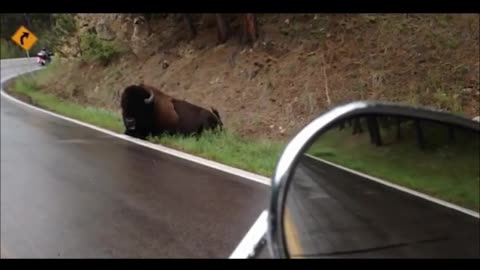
(120, 84), (223, 140)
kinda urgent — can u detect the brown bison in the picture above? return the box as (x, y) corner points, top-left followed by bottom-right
(120, 84), (223, 140)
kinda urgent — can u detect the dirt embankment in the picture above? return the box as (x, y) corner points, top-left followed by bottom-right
(37, 13), (480, 141)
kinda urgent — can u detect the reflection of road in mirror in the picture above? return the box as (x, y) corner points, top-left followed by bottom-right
(283, 155), (479, 258)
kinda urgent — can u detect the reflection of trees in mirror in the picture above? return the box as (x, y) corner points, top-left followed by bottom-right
(307, 115), (479, 211)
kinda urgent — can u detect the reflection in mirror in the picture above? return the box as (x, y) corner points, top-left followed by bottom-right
(283, 114), (479, 258)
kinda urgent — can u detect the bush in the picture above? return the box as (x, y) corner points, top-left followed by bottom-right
(0, 38), (24, 59)
(37, 14), (77, 52)
(79, 32), (123, 65)
(52, 14), (77, 35)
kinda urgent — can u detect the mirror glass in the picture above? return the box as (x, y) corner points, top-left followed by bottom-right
(282, 114), (479, 258)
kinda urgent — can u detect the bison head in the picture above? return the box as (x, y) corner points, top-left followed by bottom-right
(120, 85), (155, 138)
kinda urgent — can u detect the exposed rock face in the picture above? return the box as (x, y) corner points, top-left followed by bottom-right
(58, 13), (155, 58)
(58, 37), (81, 58)
(115, 14), (134, 42)
(95, 18), (115, 41)
(130, 16), (153, 58)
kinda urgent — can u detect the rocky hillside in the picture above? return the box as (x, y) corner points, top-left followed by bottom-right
(39, 13), (479, 140)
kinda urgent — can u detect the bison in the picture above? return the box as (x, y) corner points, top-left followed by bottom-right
(120, 84), (223, 140)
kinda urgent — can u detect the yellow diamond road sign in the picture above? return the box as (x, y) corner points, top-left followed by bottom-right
(11, 25), (38, 51)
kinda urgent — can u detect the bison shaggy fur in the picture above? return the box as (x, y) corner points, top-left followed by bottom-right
(120, 84), (223, 140)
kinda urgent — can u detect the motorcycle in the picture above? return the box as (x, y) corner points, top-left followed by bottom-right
(235, 101), (479, 259)
(36, 51), (53, 66)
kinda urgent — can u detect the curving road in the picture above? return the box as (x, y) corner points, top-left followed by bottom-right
(284, 155), (479, 258)
(0, 58), (269, 258)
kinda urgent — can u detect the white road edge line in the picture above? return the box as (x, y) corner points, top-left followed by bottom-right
(304, 154), (480, 218)
(229, 210), (268, 259)
(0, 67), (271, 187)
(1, 62), (270, 259)
(11, 60), (476, 258)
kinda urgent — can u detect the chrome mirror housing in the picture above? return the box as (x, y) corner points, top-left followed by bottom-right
(267, 101), (480, 258)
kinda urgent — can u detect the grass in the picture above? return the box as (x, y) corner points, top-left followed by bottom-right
(149, 131), (284, 176)
(14, 74), (124, 133)
(9, 65), (478, 211)
(79, 32), (126, 65)
(1, 39), (25, 59)
(10, 67), (285, 177)
(307, 118), (480, 211)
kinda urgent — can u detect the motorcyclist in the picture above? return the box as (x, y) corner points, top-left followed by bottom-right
(37, 48), (52, 62)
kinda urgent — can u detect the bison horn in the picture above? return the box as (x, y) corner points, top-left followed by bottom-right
(144, 88), (154, 104)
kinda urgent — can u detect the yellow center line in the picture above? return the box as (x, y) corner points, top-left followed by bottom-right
(0, 243), (14, 259)
(283, 207), (303, 257)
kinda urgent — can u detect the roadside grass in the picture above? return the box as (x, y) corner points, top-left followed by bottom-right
(149, 131), (285, 176)
(14, 74), (124, 133)
(10, 67), (478, 210)
(10, 68), (285, 177)
(307, 120), (480, 211)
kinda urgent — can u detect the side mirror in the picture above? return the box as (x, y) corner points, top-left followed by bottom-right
(267, 101), (479, 258)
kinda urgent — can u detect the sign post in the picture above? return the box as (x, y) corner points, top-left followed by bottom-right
(11, 25), (38, 59)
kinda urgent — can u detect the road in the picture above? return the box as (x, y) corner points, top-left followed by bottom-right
(284, 155), (479, 258)
(0, 58), (269, 258)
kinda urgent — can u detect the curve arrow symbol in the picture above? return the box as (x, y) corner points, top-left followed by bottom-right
(20, 32), (30, 45)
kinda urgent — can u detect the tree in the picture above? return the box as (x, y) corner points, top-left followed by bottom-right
(241, 13), (258, 45)
(414, 119), (426, 150)
(366, 116), (383, 146)
(352, 118), (363, 135)
(165, 13), (259, 45)
(215, 14), (230, 44)
(448, 125), (456, 142)
(183, 14), (197, 39)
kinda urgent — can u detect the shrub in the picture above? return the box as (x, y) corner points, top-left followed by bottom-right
(0, 39), (24, 59)
(79, 32), (123, 65)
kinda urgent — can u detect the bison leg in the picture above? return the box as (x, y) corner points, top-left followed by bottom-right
(194, 131), (203, 141)
(124, 128), (137, 137)
(124, 129), (148, 140)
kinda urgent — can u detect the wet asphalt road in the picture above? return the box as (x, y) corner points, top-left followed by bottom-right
(0, 59), (269, 258)
(285, 155), (479, 258)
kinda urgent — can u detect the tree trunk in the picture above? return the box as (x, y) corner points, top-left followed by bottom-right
(215, 14), (229, 44)
(183, 14), (197, 39)
(448, 125), (456, 142)
(241, 13), (258, 45)
(415, 119), (426, 150)
(396, 117), (403, 141)
(352, 118), (363, 135)
(367, 116), (383, 146)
